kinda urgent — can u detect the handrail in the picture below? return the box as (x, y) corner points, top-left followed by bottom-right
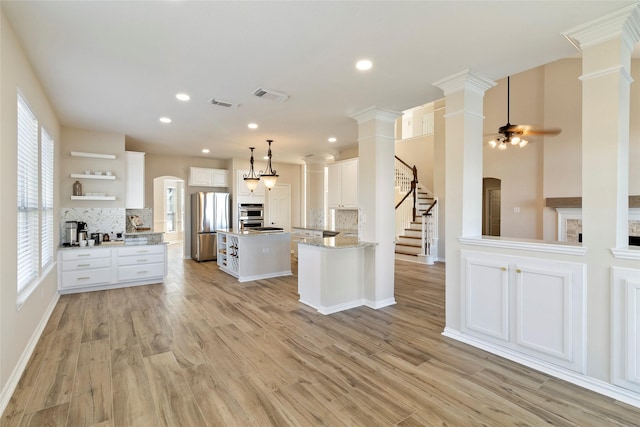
(394, 156), (418, 221)
(423, 199), (437, 216)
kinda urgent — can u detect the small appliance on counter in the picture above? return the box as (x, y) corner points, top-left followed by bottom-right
(77, 221), (88, 243)
(90, 232), (102, 245)
(65, 221), (78, 246)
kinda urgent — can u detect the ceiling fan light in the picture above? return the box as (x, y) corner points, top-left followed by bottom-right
(488, 140), (497, 148)
(511, 136), (520, 145)
(498, 142), (507, 151)
(519, 139), (528, 148)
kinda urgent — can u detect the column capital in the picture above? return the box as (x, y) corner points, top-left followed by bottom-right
(433, 69), (496, 97)
(349, 106), (401, 125)
(563, 3), (640, 52)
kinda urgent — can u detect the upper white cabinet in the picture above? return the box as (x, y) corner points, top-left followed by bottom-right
(461, 250), (586, 373)
(327, 158), (358, 208)
(125, 151), (145, 208)
(188, 167), (228, 187)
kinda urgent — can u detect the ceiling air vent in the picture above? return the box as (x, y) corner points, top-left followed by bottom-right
(209, 98), (239, 109)
(252, 87), (289, 102)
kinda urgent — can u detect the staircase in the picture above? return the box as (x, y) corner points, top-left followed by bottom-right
(394, 156), (439, 264)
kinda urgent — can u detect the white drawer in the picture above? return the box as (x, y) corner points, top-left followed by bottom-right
(118, 253), (165, 266)
(62, 257), (112, 271)
(118, 245), (165, 257)
(61, 248), (111, 261)
(61, 267), (112, 289)
(118, 263), (165, 282)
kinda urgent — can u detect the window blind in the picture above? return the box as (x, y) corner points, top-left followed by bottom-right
(17, 94), (39, 294)
(41, 128), (54, 270)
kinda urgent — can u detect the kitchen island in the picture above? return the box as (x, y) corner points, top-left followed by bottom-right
(217, 229), (292, 282)
(297, 234), (376, 315)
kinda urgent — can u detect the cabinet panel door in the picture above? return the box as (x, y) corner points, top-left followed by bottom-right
(189, 167), (212, 186)
(125, 151), (145, 208)
(514, 265), (573, 361)
(327, 164), (342, 207)
(462, 253), (509, 341)
(340, 160), (358, 207)
(211, 169), (228, 187)
(627, 281), (640, 385)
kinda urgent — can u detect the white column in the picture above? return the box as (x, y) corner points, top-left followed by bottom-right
(563, 3), (640, 380)
(350, 106), (401, 309)
(433, 70), (496, 329)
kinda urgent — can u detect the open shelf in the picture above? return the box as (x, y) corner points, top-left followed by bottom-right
(70, 195), (116, 201)
(70, 173), (116, 180)
(70, 151), (116, 160)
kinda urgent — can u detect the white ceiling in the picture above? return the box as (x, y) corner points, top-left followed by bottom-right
(2, 1), (635, 164)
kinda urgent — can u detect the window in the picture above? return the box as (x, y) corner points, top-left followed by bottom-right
(41, 128), (54, 269)
(17, 92), (55, 301)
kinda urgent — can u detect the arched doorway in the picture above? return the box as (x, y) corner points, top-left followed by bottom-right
(482, 177), (501, 236)
(153, 176), (185, 255)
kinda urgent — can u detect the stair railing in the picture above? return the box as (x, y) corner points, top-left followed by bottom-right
(420, 199), (438, 265)
(394, 156), (417, 221)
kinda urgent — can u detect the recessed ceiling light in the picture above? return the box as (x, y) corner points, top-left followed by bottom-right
(356, 59), (373, 71)
(248, 123), (258, 129)
(328, 137), (337, 143)
(159, 117), (172, 123)
(202, 149), (210, 154)
(176, 93), (190, 101)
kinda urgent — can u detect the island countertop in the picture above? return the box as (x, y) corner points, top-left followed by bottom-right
(296, 235), (376, 249)
(217, 229), (290, 237)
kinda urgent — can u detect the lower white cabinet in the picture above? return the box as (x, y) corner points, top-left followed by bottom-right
(58, 244), (167, 293)
(612, 267), (640, 393)
(461, 250), (586, 372)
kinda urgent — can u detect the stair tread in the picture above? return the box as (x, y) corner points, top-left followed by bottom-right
(395, 250), (420, 256)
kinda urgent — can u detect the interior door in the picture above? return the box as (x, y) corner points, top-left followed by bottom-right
(268, 184), (291, 231)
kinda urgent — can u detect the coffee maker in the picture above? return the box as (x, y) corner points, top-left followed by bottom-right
(77, 221), (88, 243)
(65, 221), (78, 246)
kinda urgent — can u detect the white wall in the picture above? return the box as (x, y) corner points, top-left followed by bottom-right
(0, 11), (61, 410)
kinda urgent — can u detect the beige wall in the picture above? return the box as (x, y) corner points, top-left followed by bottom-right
(395, 135), (434, 191)
(1, 11), (61, 405)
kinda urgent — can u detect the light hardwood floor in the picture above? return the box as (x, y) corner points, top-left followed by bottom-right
(3, 243), (640, 426)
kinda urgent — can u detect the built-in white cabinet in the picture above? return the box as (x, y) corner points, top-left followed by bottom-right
(327, 158), (358, 208)
(189, 167), (228, 187)
(612, 267), (640, 394)
(461, 250), (586, 372)
(58, 244), (167, 293)
(217, 231), (291, 282)
(125, 151), (145, 208)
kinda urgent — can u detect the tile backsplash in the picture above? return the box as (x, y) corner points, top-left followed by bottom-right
(334, 209), (359, 230)
(60, 207), (126, 243)
(126, 208), (153, 232)
(307, 208), (325, 229)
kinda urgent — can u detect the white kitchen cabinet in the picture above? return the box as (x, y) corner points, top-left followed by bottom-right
(612, 267), (640, 394)
(188, 167), (228, 187)
(125, 151), (145, 208)
(461, 250), (586, 372)
(58, 244), (167, 293)
(327, 158), (358, 208)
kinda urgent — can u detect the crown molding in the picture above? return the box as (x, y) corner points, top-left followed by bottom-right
(349, 106), (401, 124)
(433, 69), (496, 97)
(563, 3), (640, 52)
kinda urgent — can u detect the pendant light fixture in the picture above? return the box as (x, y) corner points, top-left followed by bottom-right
(243, 147), (260, 192)
(260, 139), (278, 190)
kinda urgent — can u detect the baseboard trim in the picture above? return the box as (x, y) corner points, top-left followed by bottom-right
(0, 292), (60, 416)
(442, 327), (640, 409)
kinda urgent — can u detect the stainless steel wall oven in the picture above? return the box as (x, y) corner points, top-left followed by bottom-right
(238, 203), (264, 230)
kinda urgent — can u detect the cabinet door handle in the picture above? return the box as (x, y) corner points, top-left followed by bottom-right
(77, 264), (90, 267)
(78, 254), (91, 257)
(501, 267), (507, 271)
(137, 270), (148, 274)
(516, 269), (522, 273)
(77, 276), (90, 280)
(137, 259), (148, 262)
(137, 250), (149, 253)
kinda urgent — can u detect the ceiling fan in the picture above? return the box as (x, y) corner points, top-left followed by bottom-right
(488, 76), (561, 150)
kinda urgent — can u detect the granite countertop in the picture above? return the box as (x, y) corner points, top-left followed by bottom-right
(297, 235), (376, 249)
(124, 231), (164, 235)
(59, 241), (168, 250)
(292, 226), (359, 236)
(217, 229), (290, 237)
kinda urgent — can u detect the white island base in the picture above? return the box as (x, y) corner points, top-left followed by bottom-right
(298, 240), (375, 315)
(217, 230), (292, 282)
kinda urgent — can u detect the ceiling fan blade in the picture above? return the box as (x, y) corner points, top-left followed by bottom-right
(520, 126), (562, 136)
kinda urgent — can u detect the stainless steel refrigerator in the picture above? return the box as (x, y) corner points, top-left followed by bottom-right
(191, 192), (230, 262)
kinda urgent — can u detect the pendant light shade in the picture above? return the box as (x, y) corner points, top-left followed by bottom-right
(243, 147), (260, 192)
(260, 139), (278, 190)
